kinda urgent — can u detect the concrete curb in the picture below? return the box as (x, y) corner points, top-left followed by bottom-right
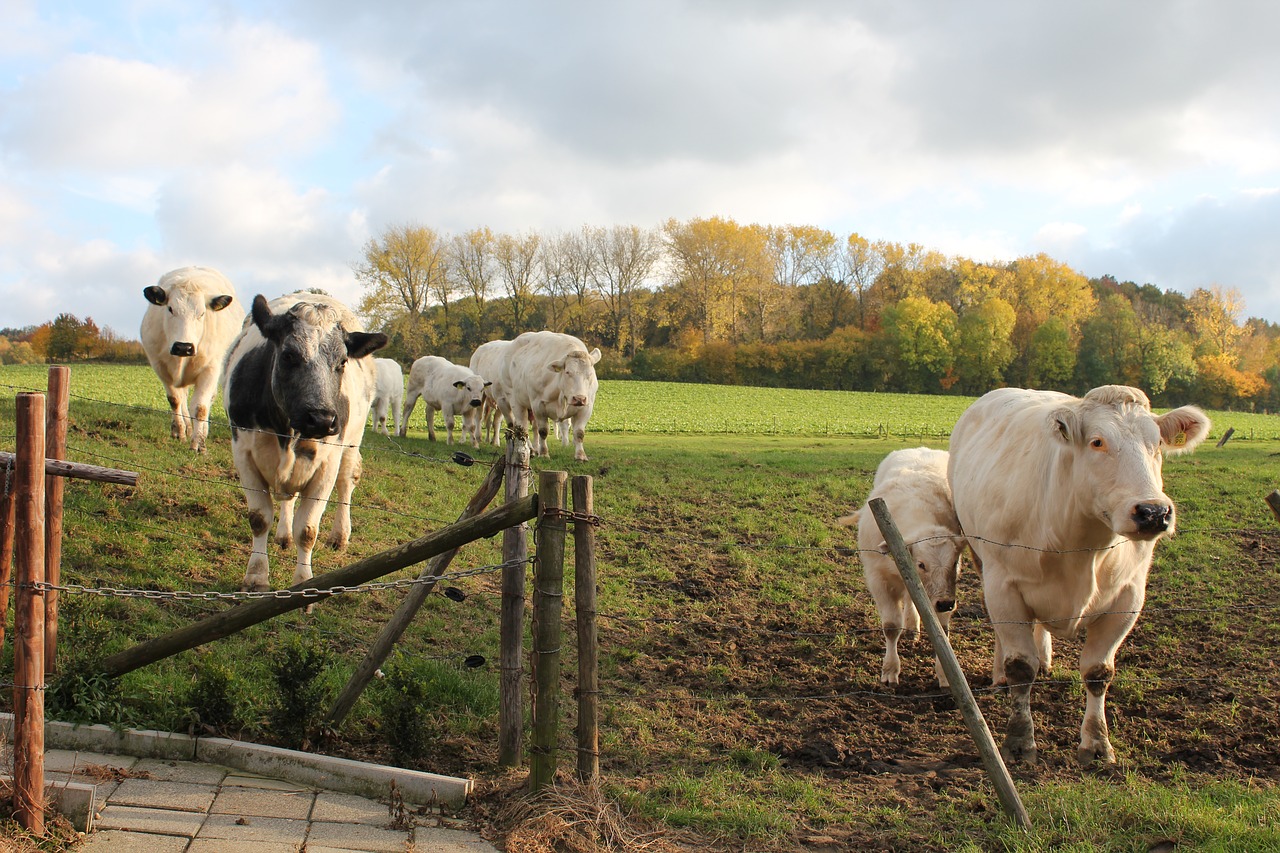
(0, 713), (473, 808)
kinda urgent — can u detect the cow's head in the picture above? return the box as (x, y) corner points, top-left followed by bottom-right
(453, 374), (489, 409)
(548, 348), (601, 419)
(250, 295), (387, 439)
(1050, 384), (1211, 540)
(888, 527), (964, 614)
(144, 282), (235, 358)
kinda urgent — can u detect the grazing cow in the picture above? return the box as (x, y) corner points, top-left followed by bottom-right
(838, 447), (964, 687)
(223, 292), (387, 593)
(140, 266), (244, 452)
(498, 330), (601, 461)
(400, 356), (489, 447)
(371, 358), (404, 437)
(948, 385), (1210, 765)
(469, 339), (512, 446)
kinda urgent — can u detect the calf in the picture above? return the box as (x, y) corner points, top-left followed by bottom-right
(400, 355), (489, 447)
(838, 447), (964, 687)
(371, 358), (404, 437)
(140, 266), (243, 452)
(223, 292), (387, 592)
(948, 385), (1210, 765)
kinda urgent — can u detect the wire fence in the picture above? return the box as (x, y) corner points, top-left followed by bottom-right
(4, 381), (1279, 777)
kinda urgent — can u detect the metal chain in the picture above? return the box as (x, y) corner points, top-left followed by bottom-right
(28, 559), (530, 602)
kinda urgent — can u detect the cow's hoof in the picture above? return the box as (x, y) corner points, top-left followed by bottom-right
(1077, 742), (1116, 767)
(240, 581), (270, 593)
(327, 532), (349, 551)
(1000, 738), (1038, 765)
(276, 535), (293, 551)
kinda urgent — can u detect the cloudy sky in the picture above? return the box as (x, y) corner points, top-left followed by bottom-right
(3, 0), (1279, 338)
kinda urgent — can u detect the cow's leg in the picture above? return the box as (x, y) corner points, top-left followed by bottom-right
(238, 466), (275, 593)
(933, 607), (953, 688)
(868, 572), (908, 686)
(1035, 623), (1054, 676)
(275, 495), (295, 550)
(571, 414), (589, 462)
(291, 466), (340, 589)
(987, 590), (1039, 762)
(391, 394), (402, 438)
(427, 404), (439, 442)
(1076, 605), (1139, 765)
(443, 407), (455, 445)
(188, 370), (219, 453)
(531, 411), (551, 457)
(166, 383), (190, 442)
(399, 388), (420, 437)
(326, 446), (361, 551)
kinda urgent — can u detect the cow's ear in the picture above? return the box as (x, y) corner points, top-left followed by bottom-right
(588, 348), (602, 365)
(209, 295), (234, 312)
(250, 295), (282, 339)
(877, 542), (890, 556)
(484, 380), (493, 387)
(1157, 406), (1212, 455)
(1050, 407), (1078, 444)
(549, 359), (566, 373)
(453, 380), (466, 390)
(345, 331), (388, 359)
(144, 285), (167, 306)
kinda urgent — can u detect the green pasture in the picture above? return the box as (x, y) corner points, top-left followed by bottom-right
(2, 363), (1280, 851)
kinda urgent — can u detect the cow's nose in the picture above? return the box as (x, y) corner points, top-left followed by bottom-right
(935, 600), (956, 613)
(295, 409), (339, 438)
(1133, 502), (1172, 534)
(570, 395), (587, 407)
(170, 342), (195, 357)
(469, 399), (482, 407)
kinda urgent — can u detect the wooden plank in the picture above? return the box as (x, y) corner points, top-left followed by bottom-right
(0, 453), (138, 487)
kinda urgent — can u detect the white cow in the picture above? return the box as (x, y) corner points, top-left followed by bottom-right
(223, 292), (387, 592)
(948, 384), (1210, 765)
(469, 339), (512, 447)
(401, 356), (489, 446)
(371, 358), (404, 437)
(498, 330), (601, 461)
(838, 447), (964, 687)
(140, 266), (244, 452)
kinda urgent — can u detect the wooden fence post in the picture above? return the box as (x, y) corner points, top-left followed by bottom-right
(530, 470), (567, 793)
(44, 366), (69, 674)
(0, 459), (15, 652)
(869, 497), (1030, 831)
(325, 459), (505, 729)
(499, 431), (530, 768)
(572, 475), (600, 786)
(14, 392), (47, 835)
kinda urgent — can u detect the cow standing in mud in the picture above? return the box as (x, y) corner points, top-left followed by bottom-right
(223, 292), (387, 593)
(948, 385), (1210, 765)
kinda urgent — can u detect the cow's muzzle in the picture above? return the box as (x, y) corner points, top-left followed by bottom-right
(469, 399), (482, 407)
(1132, 502), (1172, 535)
(170, 342), (195, 357)
(569, 395), (588, 407)
(293, 409), (340, 438)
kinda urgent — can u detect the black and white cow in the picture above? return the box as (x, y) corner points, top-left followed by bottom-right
(222, 292), (387, 592)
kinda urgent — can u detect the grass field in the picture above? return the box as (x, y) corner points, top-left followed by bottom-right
(3, 363), (1280, 851)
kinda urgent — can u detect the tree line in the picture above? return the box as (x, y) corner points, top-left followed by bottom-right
(356, 218), (1280, 410)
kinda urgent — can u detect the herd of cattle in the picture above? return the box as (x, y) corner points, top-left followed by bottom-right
(140, 265), (1214, 769)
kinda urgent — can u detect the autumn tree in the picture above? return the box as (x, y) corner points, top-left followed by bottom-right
(1027, 317), (1075, 389)
(494, 230), (542, 332)
(662, 216), (772, 344)
(448, 227), (497, 343)
(954, 296), (1016, 394)
(880, 296), (957, 393)
(355, 224), (449, 354)
(540, 228), (595, 335)
(589, 224), (661, 355)
(1076, 294), (1140, 389)
(1186, 285), (1245, 357)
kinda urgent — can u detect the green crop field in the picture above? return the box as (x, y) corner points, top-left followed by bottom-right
(3, 363), (1280, 851)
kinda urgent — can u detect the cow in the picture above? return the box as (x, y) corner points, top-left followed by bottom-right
(948, 384), (1211, 766)
(469, 339), (512, 447)
(838, 447), (964, 688)
(371, 358), (404, 437)
(400, 355), (489, 447)
(498, 330), (601, 461)
(222, 291), (387, 593)
(140, 266), (244, 452)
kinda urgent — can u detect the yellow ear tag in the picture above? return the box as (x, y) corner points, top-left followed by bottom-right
(1173, 431), (1186, 447)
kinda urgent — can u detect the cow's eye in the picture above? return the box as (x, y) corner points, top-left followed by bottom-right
(280, 350), (302, 368)
(917, 561), (927, 572)
(336, 358), (348, 373)
(1090, 437), (1106, 451)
